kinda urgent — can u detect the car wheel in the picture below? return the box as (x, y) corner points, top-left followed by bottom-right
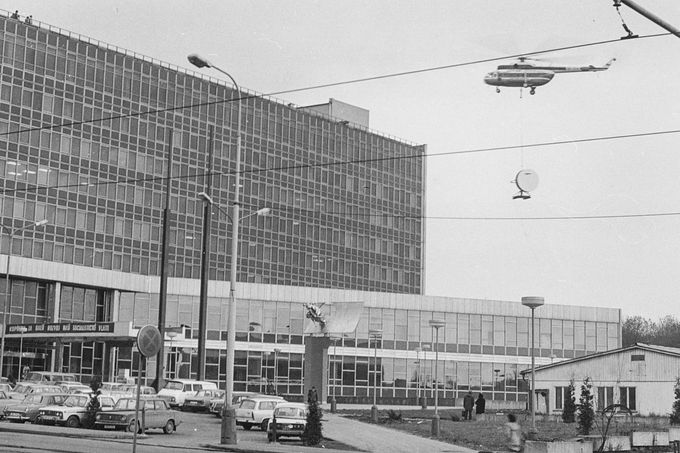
(242, 423), (252, 431)
(66, 416), (80, 428)
(163, 419), (175, 434)
(127, 420), (141, 434)
(260, 419), (269, 431)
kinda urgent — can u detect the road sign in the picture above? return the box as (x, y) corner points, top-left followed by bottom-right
(136, 324), (162, 357)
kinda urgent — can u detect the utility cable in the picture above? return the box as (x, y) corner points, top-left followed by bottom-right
(0, 32), (669, 139)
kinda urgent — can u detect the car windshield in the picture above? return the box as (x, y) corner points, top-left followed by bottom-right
(163, 381), (184, 391)
(275, 407), (305, 418)
(13, 384), (28, 393)
(114, 399), (145, 410)
(63, 396), (89, 407)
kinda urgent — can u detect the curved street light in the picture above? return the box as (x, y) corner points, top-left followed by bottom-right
(522, 296), (544, 439)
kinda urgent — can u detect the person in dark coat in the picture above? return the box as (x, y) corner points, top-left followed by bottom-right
(463, 390), (475, 420)
(475, 393), (486, 415)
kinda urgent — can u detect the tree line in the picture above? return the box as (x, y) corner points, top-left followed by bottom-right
(622, 315), (680, 347)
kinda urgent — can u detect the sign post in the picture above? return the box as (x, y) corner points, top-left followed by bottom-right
(133, 325), (162, 453)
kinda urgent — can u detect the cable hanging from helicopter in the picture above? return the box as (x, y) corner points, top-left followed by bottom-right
(613, 0), (639, 39)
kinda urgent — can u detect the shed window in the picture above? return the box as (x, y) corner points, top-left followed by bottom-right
(630, 354), (645, 361)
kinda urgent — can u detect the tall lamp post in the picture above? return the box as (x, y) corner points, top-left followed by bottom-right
(368, 329), (382, 423)
(17, 325), (27, 379)
(273, 348), (281, 395)
(0, 219), (48, 378)
(188, 53), (244, 445)
(429, 319), (445, 436)
(197, 191), (270, 443)
(522, 296), (544, 439)
(329, 336), (341, 413)
(414, 346), (422, 408)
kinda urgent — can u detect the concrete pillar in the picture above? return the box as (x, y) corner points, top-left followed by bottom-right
(303, 336), (331, 403)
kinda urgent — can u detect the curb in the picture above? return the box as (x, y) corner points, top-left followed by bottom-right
(0, 422), (146, 440)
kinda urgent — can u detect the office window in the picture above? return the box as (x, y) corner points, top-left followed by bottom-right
(620, 387), (636, 411)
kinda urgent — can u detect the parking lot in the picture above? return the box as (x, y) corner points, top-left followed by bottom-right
(0, 407), (306, 450)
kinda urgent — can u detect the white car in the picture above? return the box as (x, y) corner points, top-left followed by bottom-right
(235, 396), (285, 431)
(157, 379), (216, 408)
(267, 402), (308, 441)
(37, 394), (116, 428)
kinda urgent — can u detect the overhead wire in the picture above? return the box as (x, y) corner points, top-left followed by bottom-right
(0, 31), (676, 222)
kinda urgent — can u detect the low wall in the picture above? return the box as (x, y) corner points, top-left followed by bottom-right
(525, 441), (593, 453)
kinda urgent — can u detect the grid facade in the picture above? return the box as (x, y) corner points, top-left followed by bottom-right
(0, 15), (425, 294)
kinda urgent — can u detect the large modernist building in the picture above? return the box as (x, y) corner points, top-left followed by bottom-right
(0, 12), (621, 405)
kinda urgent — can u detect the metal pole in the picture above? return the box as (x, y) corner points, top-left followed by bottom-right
(530, 306), (536, 434)
(434, 328), (439, 416)
(0, 241), (11, 378)
(197, 125), (214, 381)
(618, 0), (680, 38)
(373, 338), (378, 408)
(18, 328), (24, 380)
(221, 69), (243, 446)
(155, 130), (173, 392)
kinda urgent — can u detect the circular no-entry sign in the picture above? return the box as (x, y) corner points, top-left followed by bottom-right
(137, 325), (162, 357)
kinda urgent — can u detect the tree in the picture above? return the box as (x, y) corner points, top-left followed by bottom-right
(302, 398), (323, 446)
(577, 377), (595, 435)
(562, 379), (576, 423)
(622, 315), (680, 347)
(671, 377), (680, 425)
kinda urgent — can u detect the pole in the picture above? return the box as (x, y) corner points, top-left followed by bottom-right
(618, 0), (680, 38)
(18, 328), (24, 379)
(0, 242), (11, 378)
(155, 130), (173, 392)
(197, 125), (214, 381)
(221, 69), (242, 446)
(530, 306), (536, 436)
(431, 326), (441, 436)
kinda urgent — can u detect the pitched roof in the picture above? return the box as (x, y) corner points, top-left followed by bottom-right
(520, 343), (680, 375)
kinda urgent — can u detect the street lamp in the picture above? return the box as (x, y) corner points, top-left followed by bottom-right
(189, 51), (248, 446)
(368, 329), (382, 423)
(17, 325), (27, 380)
(414, 346), (422, 407)
(0, 219), (48, 378)
(429, 319), (445, 436)
(273, 348), (281, 395)
(522, 296), (544, 439)
(197, 192), (270, 443)
(329, 336), (341, 413)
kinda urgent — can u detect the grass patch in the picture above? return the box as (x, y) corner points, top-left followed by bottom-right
(336, 409), (673, 452)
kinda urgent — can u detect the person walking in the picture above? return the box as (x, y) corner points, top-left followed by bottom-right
(475, 393), (486, 416)
(463, 390), (475, 420)
(505, 413), (523, 452)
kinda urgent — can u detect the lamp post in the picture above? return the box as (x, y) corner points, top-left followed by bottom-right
(522, 296), (544, 439)
(0, 219), (48, 378)
(422, 343), (430, 407)
(197, 192), (270, 444)
(429, 319), (445, 436)
(189, 53), (244, 445)
(273, 348), (281, 395)
(17, 325), (27, 380)
(369, 329), (382, 423)
(329, 336), (341, 413)
(414, 346), (422, 407)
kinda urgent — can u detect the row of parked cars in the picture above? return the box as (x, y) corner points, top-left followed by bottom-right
(1, 374), (311, 441)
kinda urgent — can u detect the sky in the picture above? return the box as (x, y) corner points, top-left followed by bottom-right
(2, 1), (680, 320)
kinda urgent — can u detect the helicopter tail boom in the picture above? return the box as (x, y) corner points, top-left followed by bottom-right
(551, 58), (616, 73)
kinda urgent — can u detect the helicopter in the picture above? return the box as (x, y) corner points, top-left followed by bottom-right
(484, 56), (616, 95)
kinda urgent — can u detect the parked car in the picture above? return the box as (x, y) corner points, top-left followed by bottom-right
(37, 394), (116, 428)
(235, 396), (285, 431)
(58, 382), (92, 394)
(157, 379), (216, 408)
(4, 393), (68, 423)
(6, 383), (62, 400)
(94, 397), (181, 434)
(118, 384), (157, 396)
(24, 372), (78, 384)
(209, 392), (275, 417)
(267, 402), (308, 441)
(182, 389), (224, 412)
(98, 382), (124, 395)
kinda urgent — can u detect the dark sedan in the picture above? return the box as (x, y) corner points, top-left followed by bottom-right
(4, 393), (68, 423)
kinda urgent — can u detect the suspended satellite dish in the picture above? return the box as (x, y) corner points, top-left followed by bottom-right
(513, 169), (539, 200)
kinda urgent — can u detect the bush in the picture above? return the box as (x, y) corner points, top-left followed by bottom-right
(577, 377), (595, 435)
(562, 379), (576, 424)
(671, 377), (680, 425)
(302, 398), (323, 446)
(450, 413), (461, 422)
(386, 409), (402, 421)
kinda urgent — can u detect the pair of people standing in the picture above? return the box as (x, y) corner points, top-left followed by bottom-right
(462, 391), (485, 420)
